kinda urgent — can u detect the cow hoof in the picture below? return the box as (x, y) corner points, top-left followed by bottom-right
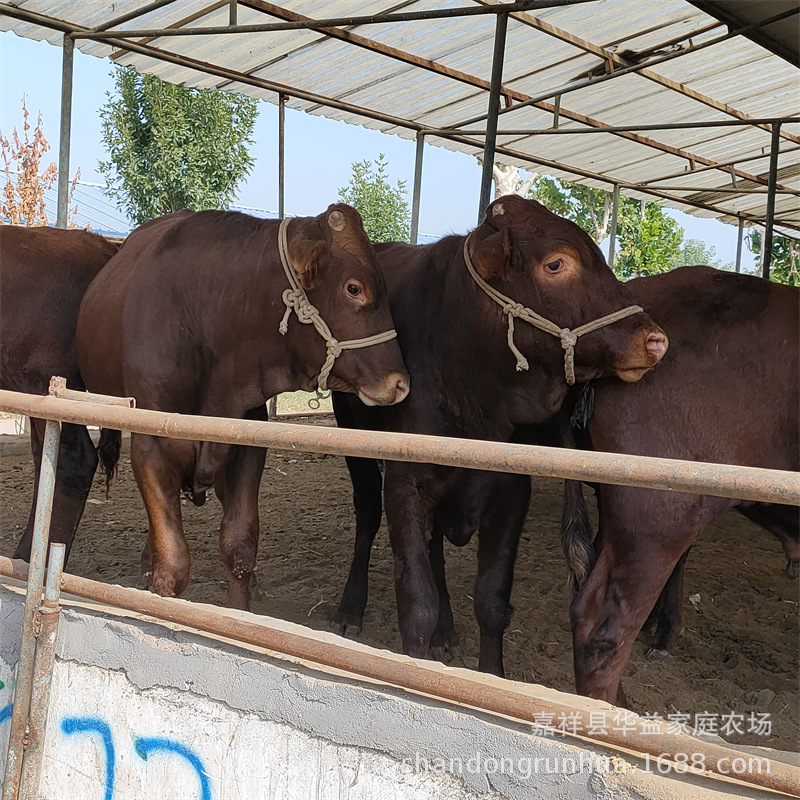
(430, 644), (462, 664)
(786, 560), (799, 579)
(331, 611), (361, 639)
(331, 619), (361, 639)
(646, 647), (671, 661)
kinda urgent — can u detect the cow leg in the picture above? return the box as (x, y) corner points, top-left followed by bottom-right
(429, 527), (461, 662)
(131, 434), (190, 597)
(384, 463), (438, 659)
(331, 456), (383, 638)
(214, 440), (268, 611)
(474, 473), (531, 677)
(14, 419), (98, 564)
(647, 549), (690, 659)
(738, 503), (800, 578)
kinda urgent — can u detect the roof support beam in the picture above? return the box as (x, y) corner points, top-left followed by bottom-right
(473, 0), (800, 146)
(230, 1), (797, 186)
(478, 12), (509, 223)
(56, 34), (73, 229)
(763, 122), (783, 280)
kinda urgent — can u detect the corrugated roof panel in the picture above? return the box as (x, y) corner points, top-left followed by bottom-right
(1, 0), (797, 234)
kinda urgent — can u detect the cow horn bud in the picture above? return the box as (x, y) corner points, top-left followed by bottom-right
(328, 210), (346, 231)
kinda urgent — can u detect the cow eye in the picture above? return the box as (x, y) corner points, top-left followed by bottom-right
(344, 280), (366, 303)
(544, 259), (563, 273)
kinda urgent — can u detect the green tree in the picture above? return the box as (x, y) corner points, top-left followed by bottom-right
(99, 67), (258, 225)
(670, 238), (730, 270)
(614, 200), (683, 280)
(338, 154), (410, 243)
(746, 230), (799, 285)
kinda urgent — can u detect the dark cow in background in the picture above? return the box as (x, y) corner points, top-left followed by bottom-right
(563, 265), (798, 707)
(76, 205), (408, 610)
(0, 225), (118, 561)
(332, 195), (668, 676)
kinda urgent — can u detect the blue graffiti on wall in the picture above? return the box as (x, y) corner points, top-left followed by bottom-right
(135, 737), (212, 800)
(0, 703), (11, 725)
(61, 718), (115, 800)
(61, 717), (212, 799)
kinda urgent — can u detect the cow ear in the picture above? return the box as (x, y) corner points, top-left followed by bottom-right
(289, 235), (327, 290)
(470, 225), (512, 281)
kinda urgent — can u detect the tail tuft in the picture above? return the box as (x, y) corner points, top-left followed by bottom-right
(561, 479), (595, 593)
(97, 429), (122, 497)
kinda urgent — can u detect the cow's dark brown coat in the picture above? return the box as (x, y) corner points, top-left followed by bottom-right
(332, 196), (668, 675)
(0, 225), (118, 560)
(76, 205), (408, 609)
(564, 265), (799, 706)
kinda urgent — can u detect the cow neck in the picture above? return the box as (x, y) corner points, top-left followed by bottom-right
(277, 218), (398, 392)
(462, 236), (643, 386)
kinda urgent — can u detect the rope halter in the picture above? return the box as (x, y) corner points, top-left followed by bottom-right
(462, 236), (644, 385)
(277, 218), (398, 392)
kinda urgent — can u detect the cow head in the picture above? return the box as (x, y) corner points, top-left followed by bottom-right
(283, 204), (409, 406)
(467, 195), (667, 385)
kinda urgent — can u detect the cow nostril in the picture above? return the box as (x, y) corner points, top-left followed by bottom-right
(395, 378), (410, 403)
(646, 332), (668, 356)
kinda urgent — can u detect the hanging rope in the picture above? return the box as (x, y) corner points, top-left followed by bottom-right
(462, 237), (644, 385)
(277, 218), (398, 392)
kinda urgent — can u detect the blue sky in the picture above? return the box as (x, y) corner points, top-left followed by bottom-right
(1, 30), (750, 266)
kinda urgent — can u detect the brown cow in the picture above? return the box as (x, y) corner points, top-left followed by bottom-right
(0, 225), (118, 561)
(76, 205), (409, 610)
(563, 265), (798, 707)
(331, 195), (668, 676)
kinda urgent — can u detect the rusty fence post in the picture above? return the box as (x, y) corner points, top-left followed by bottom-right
(18, 544), (65, 800)
(2, 419), (61, 800)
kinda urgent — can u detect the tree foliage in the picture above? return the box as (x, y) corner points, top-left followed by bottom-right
(746, 229), (799, 285)
(1, 98), (78, 227)
(613, 200), (683, 280)
(99, 68), (258, 225)
(670, 238), (729, 270)
(338, 154), (410, 243)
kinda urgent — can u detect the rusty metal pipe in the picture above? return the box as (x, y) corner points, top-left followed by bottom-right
(0, 558), (796, 796)
(0, 389), (797, 505)
(18, 545), (65, 800)
(2, 420), (61, 800)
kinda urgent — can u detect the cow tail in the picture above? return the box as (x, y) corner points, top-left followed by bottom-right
(561, 479), (595, 593)
(97, 429), (122, 498)
(560, 385), (596, 593)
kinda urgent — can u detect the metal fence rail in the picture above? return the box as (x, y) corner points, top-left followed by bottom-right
(0, 388), (797, 504)
(1, 382), (799, 799)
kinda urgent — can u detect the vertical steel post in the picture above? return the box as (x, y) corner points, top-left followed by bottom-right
(2, 419), (61, 800)
(56, 36), (74, 230)
(278, 94), (286, 221)
(735, 216), (744, 273)
(410, 132), (425, 244)
(477, 12), (509, 224)
(18, 545), (66, 800)
(607, 184), (620, 268)
(762, 121), (782, 280)
(229, 0), (238, 26)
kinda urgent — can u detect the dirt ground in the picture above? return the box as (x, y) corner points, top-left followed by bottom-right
(1, 420), (798, 752)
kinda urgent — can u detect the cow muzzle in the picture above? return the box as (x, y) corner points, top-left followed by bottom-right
(615, 327), (669, 383)
(358, 373), (410, 407)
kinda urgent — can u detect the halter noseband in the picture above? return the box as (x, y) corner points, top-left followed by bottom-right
(462, 236), (643, 385)
(277, 218), (398, 392)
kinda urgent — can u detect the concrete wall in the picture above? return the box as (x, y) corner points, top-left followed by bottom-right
(0, 579), (783, 800)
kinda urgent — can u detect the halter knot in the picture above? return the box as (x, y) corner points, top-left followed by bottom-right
(276, 218), (398, 392)
(461, 236), (644, 385)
